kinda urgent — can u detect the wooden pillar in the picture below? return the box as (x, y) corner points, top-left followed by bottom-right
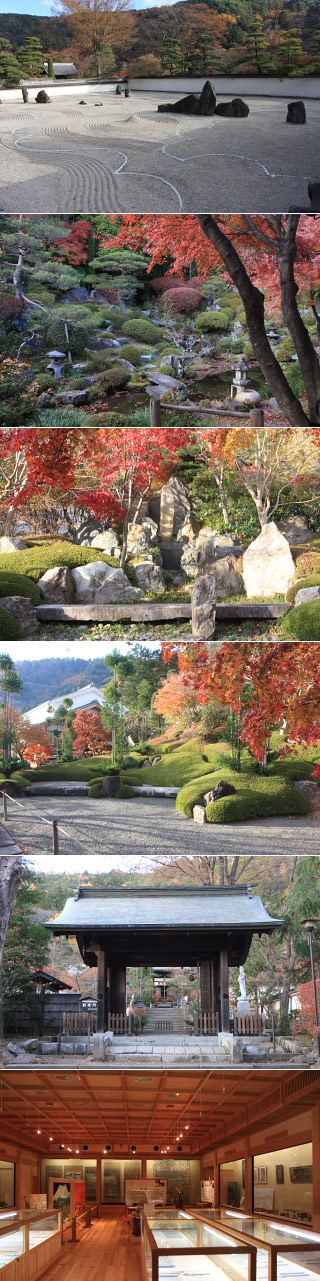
(200, 960), (214, 1012)
(244, 1139), (253, 1214)
(312, 1103), (320, 1229)
(109, 967), (126, 1015)
(96, 1156), (101, 1217)
(220, 948), (230, 1032)
(15, 1158), (22, 1210)
(214, 958), (220, 1032)
(97, 945), (107, 1032)
(213, 1153), (219, 1207)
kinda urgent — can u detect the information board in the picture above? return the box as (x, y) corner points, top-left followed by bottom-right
(125, 1178), (167, 1208)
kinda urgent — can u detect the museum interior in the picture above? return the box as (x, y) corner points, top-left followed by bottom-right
(0, 1069), (320, 1281)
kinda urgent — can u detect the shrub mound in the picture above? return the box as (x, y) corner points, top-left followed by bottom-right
(0, 573), (41, 603)
(0, 605), (25, 639)
(47, 320), (91, 357)
(176, 768), (311, 822)
(89, 778), (104, 797)
(160, 286), (202, 314)
(282, 598), (320, 639)
(122, 319), (166, 345)
(195, 308), (232, 332)
(117, 784), (134, 798)
(95, 364), (131, 393)
(286, 573), (320, 603)
(0, 540), (123, 582)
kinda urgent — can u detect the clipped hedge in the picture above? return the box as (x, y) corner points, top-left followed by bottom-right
(117, 784), (134, 798)
(282, 598), (320, 639)
(122, 319), (166, 345)
(0, 541), (125, 583)
(0, 606), (25, 639)
(286, 573), (320, 603)
(195, 308), (232, 333)
(46, 320), (91, 357)
(0, 573), (41, 603)
(118, 344), (148, 367)
(89, 778), (104, 798)
(176, 768), (312, 822)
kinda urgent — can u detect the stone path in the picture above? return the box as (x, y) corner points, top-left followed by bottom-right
(3, 795), (319, 859)
(1, 92), (319, 211)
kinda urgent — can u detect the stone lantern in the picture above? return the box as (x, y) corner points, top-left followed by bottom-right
(229, 355), (262, 412)
(46, 350), (66, 382)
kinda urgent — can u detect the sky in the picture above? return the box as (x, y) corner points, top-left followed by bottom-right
(0, 0), (174, 13)
(4, 640), (160, 661)
(23, 853), (146, 872)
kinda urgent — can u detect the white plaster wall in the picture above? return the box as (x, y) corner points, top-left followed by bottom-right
(1, 75), (319, 103)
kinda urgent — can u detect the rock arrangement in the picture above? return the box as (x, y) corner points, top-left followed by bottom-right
(158, 80), (249, 119)
(193, 779), (236, 822)
(242, 522), (296, 598)
(287, 100), (306, 124)
(35, 90), (51, 103)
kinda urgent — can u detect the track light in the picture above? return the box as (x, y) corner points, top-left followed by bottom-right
(131, 1145), (136, 1152)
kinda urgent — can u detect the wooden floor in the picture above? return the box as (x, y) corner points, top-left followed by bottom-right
(41, 1218), (143, 1281)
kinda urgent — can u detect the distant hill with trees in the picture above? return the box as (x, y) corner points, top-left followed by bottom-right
(13, 657), (113, 712)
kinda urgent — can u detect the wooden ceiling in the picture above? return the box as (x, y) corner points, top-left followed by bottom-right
(0, 1070), (319, 1157)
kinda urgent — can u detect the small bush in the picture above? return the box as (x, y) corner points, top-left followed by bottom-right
(287, 573), (320, 603)
(196, 308), (231, 333)
(0, 606), (25, 639)
(0, 574), (41, 603)
(95, 363), (131, 392)
(160, 286), (202, 314)
(46, 320), (91, 357)
(89, 779), (103, 797)
(122, 319), (166, 345)
(282, 599), (320, 639)
(117, 784), (134, 798)
(119, 343), (152, 367)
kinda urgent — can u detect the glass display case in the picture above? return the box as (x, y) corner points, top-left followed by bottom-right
(195, 1210), (320, 1281)
(0, 1210), (61, 1280)
(141, 1209), (257, 1281)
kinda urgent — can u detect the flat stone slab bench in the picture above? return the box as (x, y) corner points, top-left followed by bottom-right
(36, 601), (290, 624)
(25, 781), (89, 795)
(132, 785), (179, 797)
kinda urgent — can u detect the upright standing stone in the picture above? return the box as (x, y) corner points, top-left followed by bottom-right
(191, 572), (216, 638)
(287, 101), (306, 124)
(242, 521), (296, 598)
(159, 478), (191, 539)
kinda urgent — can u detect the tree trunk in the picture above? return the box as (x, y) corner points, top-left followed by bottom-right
(197, 216), (311, 426)
(0, 855), (24, 1039)
(278, 218), (320, 423)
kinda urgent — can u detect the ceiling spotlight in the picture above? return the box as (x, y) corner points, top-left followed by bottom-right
(37, 1128), (41, 1135)
(59, 1145), (64, 1151)
(49, 1137), (53, 1143)
(131, 1145), (136, 1152)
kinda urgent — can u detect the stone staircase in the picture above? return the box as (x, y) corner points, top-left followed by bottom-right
(143, 1005), (191, 1035)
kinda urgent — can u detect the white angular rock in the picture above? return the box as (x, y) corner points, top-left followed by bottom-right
(127, 517), (158, 557)
(242, 522), (296, 598)
(90, 530), (121, 556)
(38, 566), (74, 602)
(193, 805), (207, 823)
(0, 536), (27, 553)
(294, 585), (320, 607)
(72, 560), (141, 603)
(133, 561), (166, 594)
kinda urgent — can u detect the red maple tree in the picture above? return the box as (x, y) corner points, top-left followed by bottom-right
(73, 710), (111, 758)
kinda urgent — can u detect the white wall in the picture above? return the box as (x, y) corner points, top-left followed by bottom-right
(1, 75), (319, 103)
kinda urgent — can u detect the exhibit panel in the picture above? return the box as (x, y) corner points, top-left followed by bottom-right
(41, 1157), (97, 1203)
(0, 1212), (61, 1281)
(101, 1159), (142, 1203)
(146, 1162), (201, 1206)
(140, 1211), (256, 1281)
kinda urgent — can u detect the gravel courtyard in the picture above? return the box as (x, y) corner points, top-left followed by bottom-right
(1, 91), (319, 212)
(4, 794), (320, 859)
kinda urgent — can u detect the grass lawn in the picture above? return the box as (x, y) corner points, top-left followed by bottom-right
(3, 758), (111, 788)
(124, 739), (226, 788)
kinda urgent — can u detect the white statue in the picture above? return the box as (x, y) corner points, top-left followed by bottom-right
(239, 967), (247, 999)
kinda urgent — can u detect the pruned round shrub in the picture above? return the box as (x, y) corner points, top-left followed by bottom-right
(151, 273), (186, 294)
(205, 783), (310, 823)
(0, 574), (41, 603)
(195, 308), (231, 332)
(117, 784), (134, 798)
(46, 319), (91, 357)
(88, 778), (103, 797)
(160, 286), (202, 314)
(282, 599), (320, 639)
(286, 573), (320, 603)
(95, 363), (131, 392)
(118, 343), (147, 366)
(122, 319), (166, 345)
(0, 606), (25, 639)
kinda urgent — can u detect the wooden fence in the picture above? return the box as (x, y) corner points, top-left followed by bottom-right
(194, 1011), (220, 1035)
(194, 1011), (266, 1035)
(61, 1010), (97, 1036)
(233, 1012), (266, 1035)
(107, 1013), (136, 1035)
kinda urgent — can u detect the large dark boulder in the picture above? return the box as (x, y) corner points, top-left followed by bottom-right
(158, 81), (216, 116)
(287, 100), (306, 124)
(101, 772), (121, 798)
(198, 79), (216, 115)
(215, 98), (249, 117)
(35, 90), (51, 103)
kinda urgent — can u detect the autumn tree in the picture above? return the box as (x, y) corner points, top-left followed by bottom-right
(108, 216), (320, 425)
(153, 671), (200, 731)
(73, 709), (111, 757)
(53, 0), (133, 76)
(200, 426), (320, 528)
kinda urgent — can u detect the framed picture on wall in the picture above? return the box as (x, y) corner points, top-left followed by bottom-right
(254, 1169), (259, 1185)
(242, 1160), (246, 1189)
(276, 1165), (284, 1184)
(290, 1167), (313, 1183)
(259, 1167), (267, 1184)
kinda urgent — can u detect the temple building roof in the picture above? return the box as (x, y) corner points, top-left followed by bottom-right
(46, 885), (282, 935)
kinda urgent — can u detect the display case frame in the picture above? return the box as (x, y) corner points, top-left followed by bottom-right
(0, 1209), (62, 1281)
(141, 1208), (257, 1281)
(194, 1209), (320, 1281)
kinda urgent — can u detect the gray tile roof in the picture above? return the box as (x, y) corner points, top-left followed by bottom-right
(46, 887), (282, 934)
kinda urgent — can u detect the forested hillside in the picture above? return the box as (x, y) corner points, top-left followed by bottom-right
(13, 658), (112, 712)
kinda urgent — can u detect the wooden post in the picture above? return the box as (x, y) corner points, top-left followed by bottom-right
(72, 1216), (77, 1241)
(150, 397), (162, 428)
(250, 407), (264, 426)
(58, 1013), (62, 1054)
(52, 819), (59, 855)
(244, 1139), (253, 1214)
(97, 945), (106, 1032)
(220, 948), (230, 1032)
(97, 1155), (101, 1217)
(2, 791), (8, 820)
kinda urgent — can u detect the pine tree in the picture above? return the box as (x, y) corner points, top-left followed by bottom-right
(17, 36), (44, 78)
(0, 38), (22, 87)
